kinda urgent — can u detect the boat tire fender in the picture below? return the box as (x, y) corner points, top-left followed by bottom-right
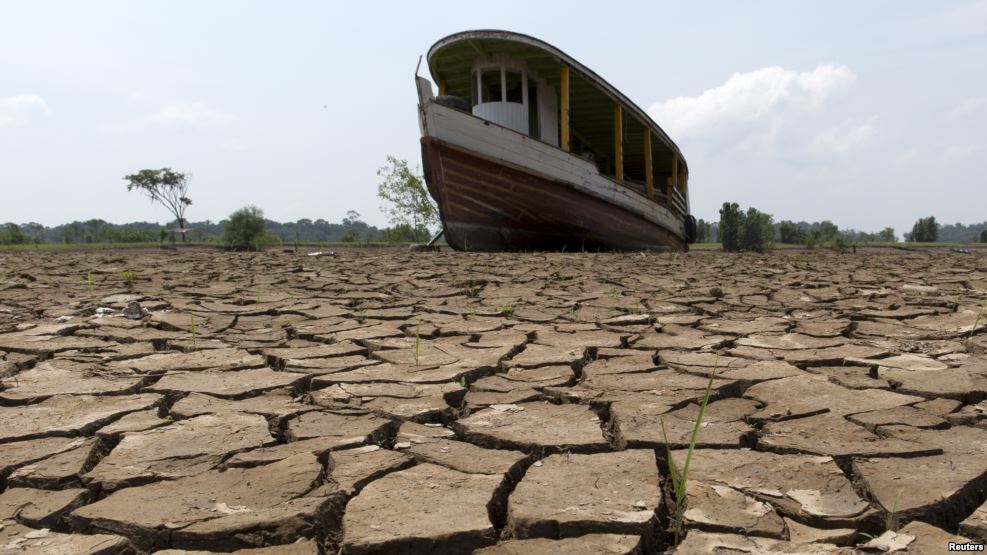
(684, 215), (697, 244)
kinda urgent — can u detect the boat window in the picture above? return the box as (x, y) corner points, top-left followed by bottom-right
(481, 69), (502, 103)
(528, 85), (539, 136)
(505, 70), (523, 104)
(470, 71), (479, 106)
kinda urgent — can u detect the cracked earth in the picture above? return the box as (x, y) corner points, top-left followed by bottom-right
(1, 248), (986, 554)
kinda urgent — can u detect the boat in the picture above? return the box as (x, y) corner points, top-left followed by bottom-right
(416, 30), (697, 252)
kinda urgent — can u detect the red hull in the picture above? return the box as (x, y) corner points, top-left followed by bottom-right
(421, 138), (687, 252)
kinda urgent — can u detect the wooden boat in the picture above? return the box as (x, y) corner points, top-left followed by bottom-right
(417, 30), (697, 252)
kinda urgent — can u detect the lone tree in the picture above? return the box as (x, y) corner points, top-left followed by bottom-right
(221, 206), (268, 251)
(981, 229), (987, 243)
(377, 156), (438, 241)
(124, 168), (192, 241)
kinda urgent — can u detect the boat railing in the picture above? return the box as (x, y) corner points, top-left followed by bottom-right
(622, 177), (688, 216)
(671, 188), (688, 216)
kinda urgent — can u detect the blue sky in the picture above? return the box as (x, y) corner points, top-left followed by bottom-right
(2, 1), (985, 235)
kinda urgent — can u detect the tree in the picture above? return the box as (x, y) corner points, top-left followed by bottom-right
(221, 206), (268, 251)
(718, 202), (742, 252)
(342, 210), (363, 227)
(778, 220), (802, 244)
(0, 223), (29, 245)
(878, 227), (896, 243)
(377, 156), (438, 237)
(981, 229), (987, 243)
(909, 216), (938, 243)
(817, 221), (839, 242)
(740, 207), (774, 252)
(124, 168), (192, 241)
(695, 219), (711, 243)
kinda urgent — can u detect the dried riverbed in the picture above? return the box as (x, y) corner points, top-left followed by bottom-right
(1, 247), (986, 554)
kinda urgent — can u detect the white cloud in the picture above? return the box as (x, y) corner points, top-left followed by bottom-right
(111, 101), (231, 131)
(647, 64), (855, 138)
(948, 96), (987, 120)
(0, 95), (51, 127)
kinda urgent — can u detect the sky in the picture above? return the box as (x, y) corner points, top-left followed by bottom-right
(2, 1), (986, 236)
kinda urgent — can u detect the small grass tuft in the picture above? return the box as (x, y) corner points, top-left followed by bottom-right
(660, 370), (716, 546)
(190, 314), (198, 350)
(971, 297), (986, 338)
(414, 327), (421, 366)
(499, 304), (514, 319)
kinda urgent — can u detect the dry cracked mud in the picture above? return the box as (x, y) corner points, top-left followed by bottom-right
(1, 247), (986, 553)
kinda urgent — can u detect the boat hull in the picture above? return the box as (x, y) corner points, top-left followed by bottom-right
(422, 137), (687, 252)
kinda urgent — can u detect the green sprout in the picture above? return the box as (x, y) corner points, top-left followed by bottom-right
(660, 371), (716, 546)
(499, 304), (514, 319)
(971, 297), (986, 338)
(190, 314), (198, 350)
(86, 271), (92, 290)
(414, 327), (421, 366)
(121, 270), (134, 287)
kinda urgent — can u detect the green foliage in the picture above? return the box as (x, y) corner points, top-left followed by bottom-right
(377, 156), (438, 233)
(221, 206), (269, 251)
(832, 235), (851, 253)
(719, 203), (773, 252)
(382, 223), (430, 244)
(817, 221), (839, 242)
(661, 372), (717, 546)
(879, 227), (897, 243)
(499, 304), (515, 319)
(778, 220), (802, 244)
(124, 168), (192, 240)
(695, 219), (711, 243)
(740, 207), (774, 252)
(0, 223), (30, 245)
(909, 216), (939, 242)
(980, 229), (987, 243)
(718, 202), (742, 252)
(339, 228), (361, 242)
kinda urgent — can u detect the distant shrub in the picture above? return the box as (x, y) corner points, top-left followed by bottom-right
(981, 229), (987, 243)
(831, 235), (851, 253)
(221, 206), (268, 251)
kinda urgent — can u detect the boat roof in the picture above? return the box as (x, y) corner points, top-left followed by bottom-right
(427, 29), (687, 172)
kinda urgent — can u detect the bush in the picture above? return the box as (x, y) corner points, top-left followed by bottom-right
(831, 235), (851, 253)
(980, 229), (987, 243)
(221, 206), (268, 251)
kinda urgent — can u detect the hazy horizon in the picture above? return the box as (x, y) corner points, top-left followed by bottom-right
(2, 1), (985, 235)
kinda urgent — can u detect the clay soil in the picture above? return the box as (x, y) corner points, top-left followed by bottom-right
(1, 247), (986, 554)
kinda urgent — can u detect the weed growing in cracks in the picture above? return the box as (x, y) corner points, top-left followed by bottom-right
(660, 370), (716, 546)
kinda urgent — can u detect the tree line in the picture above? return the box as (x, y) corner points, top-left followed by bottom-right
(693, 204), (987, 252)
(1, 157), (438, 249)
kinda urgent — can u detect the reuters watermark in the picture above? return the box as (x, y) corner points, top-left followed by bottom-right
(948, 542), (985, 552)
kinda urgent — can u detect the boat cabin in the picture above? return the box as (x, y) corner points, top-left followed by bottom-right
(427, 31), (689, 217)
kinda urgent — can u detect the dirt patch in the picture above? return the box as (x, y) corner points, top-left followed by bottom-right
(0, 248), (985, 552)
